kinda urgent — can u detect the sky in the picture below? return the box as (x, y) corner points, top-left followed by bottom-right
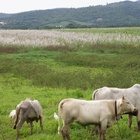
(0, 0), (137, 14)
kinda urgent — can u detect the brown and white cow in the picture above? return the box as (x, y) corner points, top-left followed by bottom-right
(57, 96), (136, 140)
(92, 84), (140, 131)
(13, 98), (43, 140)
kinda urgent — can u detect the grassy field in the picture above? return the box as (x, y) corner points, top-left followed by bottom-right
(0, 28), (140, 140)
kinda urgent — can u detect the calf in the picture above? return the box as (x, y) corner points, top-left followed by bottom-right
(92, 84), (140, 130)
(13, 98), (43, 140)
(57, 96), (136, 140)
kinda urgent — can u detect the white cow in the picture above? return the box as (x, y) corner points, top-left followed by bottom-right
(92, 84), (140, 130)
(57, 96), (136, 140)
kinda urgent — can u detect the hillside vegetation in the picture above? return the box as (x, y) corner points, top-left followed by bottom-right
(0, 28), (140, 139)
(0, 0), (140, 29)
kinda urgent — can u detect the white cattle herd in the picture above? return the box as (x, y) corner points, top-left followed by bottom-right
(9, 84), (140, 140)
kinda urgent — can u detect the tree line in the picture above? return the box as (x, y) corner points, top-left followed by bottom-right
(0, 1), (140, 29)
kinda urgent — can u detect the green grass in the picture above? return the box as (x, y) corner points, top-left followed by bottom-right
(61, 27), (140, 36)
(0, 75), (140, 140)
(0, 74), (92, 140)
(0, 74), (140, 140)
(0, 28), (140, 140)
(1, 45), (140, 89)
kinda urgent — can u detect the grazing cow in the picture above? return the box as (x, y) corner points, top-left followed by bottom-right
(57, 96), (136, 140)
(92, 84), (140, 131)
(13, 98), (43, 140)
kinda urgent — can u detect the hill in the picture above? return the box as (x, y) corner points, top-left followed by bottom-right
(0, 0), (140, 29)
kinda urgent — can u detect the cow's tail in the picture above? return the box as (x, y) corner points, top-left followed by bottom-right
(57, 100), (65, 135)
(57, 114), (61, 135)
(13, 107), (21, 129)
(92, 89), (98, 100)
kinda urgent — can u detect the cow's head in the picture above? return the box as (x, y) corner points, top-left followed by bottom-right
(118, 96), (137, 115)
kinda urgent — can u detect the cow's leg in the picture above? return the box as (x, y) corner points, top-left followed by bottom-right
(65, 125), (70, 140)
(61, 119), (71, 140)
(62, 125), (70, 140)
(61, 127), (66, 140)
(100, 121), (107, 140)
(137, 111), (140, 131)
(128, 114), (133, 129)
(16, 129), (20, 140)
(98, 124), (102, 140)
(16, 118), (26, 140)
(40, 117), (43, 131)
(99, 128), (106, 140)
(95, 124), (99, 135)
(100, 129), (106, 140)
(30, 121), (34, 135)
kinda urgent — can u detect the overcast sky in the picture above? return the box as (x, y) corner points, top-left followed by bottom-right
(0, 0), (137, 14)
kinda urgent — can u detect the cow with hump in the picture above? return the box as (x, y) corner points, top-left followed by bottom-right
(13, 98), (43, 140)
(57, 96), (136, 140)
(92, 84), (140, 131)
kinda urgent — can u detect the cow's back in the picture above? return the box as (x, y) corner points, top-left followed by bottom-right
(18, 100), (38, 119)
(93, 87), (125, 100)
(93, 85), (140, 107)
(31, 100), (42, 117)
(59, 98), (116, 125)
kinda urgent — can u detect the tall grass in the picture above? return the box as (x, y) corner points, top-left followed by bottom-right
(0, 28), (140, 48)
